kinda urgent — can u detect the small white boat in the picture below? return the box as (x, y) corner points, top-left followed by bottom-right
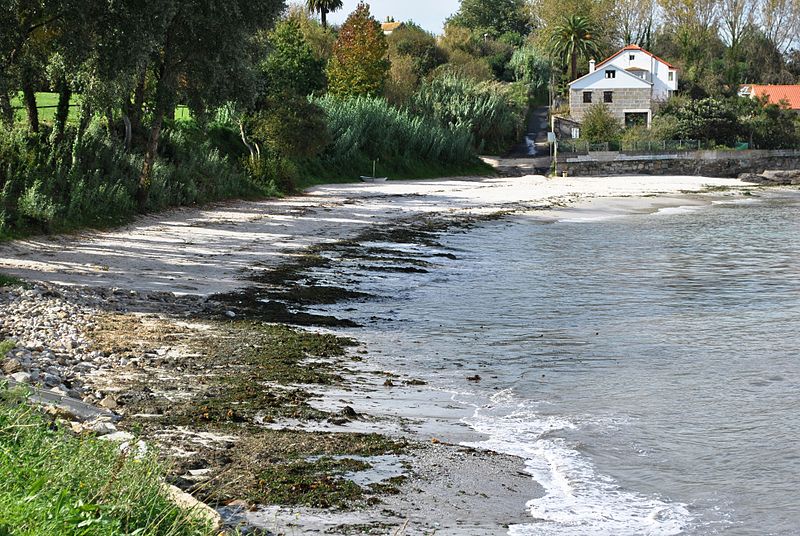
(360, 160), (387, 183)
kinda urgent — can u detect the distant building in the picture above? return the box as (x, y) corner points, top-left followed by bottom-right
(381, 18), (403, 35)
(739, 85), (800, 110)
(568, 45), (679, 128)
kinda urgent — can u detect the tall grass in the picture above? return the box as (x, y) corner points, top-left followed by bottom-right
(0, 120), (264, 238)
(410, 74), (528, 155)
(306, 94), (477, 180)
(0, 385), (214, 536)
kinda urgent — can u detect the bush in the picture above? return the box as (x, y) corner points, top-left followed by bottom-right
(307, 94), (476, 178)
(659, 96), (740, 145)
(580, 104), (621, 143)
(0, 119), (263, 238)
(411, 74), (527, 154)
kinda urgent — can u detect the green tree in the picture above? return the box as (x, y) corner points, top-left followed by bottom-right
(388, 23), (446, 78)
(659, 96), (740, 144)
(137, 0), (284, 206)
(261, 19), (326, 98)
(306, 0), (343, 28)
(447, 0), (530, 37)
(509, 43), (551, 92)
(327, 3), (389, 98)
(548, 15), (602, 82)
(580, 103), (621, 142)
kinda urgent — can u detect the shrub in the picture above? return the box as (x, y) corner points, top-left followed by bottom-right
(580, 104), (621, 143)
(308, 94), (476, 176)
(410, 74), (527, 154)
(659, 96), (740, 145)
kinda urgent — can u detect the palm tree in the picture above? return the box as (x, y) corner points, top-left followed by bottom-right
(548, 15), (602, 82)
(306, 0), (344, 28)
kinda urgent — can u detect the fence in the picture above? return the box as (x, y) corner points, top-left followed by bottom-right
(558, 139), (750, 154)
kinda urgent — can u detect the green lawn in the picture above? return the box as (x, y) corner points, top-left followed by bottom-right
(10, 92), (191, 124)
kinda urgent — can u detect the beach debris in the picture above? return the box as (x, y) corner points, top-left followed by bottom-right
(383, 379), (394, 387)
(466, 375), (482, 382)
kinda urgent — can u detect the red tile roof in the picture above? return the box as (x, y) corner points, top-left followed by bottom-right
(596, 45), (678, 71)
(745, 85), (800, 109)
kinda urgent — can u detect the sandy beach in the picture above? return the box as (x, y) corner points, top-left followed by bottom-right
(0, 175), (751, 295)
(0, 174), (758, 535)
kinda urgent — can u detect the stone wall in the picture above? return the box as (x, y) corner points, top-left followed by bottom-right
(569, 87), (652, 124)
(557, 149), (800, 177)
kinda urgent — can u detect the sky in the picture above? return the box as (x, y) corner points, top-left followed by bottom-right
(326, 0), (461, 35)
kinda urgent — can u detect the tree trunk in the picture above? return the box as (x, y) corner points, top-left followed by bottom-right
(139, 28), (177, 209)
(128, 66), (147, 136)
(71, 102), (92, 168)
(321, 8), (328, 28)
(53, 78), (72, 141)
(22, 83), (39, 133)
(0, 91), (12, 127)
(571, 53), (578, 82)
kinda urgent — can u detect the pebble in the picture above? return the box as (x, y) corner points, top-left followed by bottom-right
(10, 371), (31, 384)
(91, 421), (118, 436)
(99, 396), (119, 410)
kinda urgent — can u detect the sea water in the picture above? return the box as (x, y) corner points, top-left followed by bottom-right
(310, 190), (800, 535)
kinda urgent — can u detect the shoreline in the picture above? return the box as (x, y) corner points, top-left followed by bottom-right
(0, 174), (763, 534)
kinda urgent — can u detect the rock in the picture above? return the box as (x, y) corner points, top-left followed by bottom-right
(99, 396), (118, 410)
(2, 358), (22, 374)
(91, 421), (117, 436)
(10, 371), (31, 384)
(99, 431), (135, 443)
(224, 310), (236, 318)
(383, 379), (394, 387)
(43, 373), (61, 386)
(340, 406), (359, 419)
(466, 375), (482, 382)
(162, 484), (222, 531)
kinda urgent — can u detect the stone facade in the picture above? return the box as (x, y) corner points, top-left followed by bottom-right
(556, 149), (800, 177)
(569, 87), (652, 124)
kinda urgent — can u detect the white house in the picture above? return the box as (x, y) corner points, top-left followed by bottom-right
(568, 45), (678, 127)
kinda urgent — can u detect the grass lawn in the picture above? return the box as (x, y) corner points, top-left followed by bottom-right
(10, 92), (191, 124)
(0, 385), (215, 536)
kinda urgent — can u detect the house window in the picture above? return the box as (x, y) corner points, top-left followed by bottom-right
(629, 54), (635, 61)
(605, 70), (616, 79)
(668, 72), (674, 81)
(583, 91), (592, 103)
(604, 91), (613, 103)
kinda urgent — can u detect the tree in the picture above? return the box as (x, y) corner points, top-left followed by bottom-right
(306, 0), (343, 29)
(548, 15), (602, 81)
(615, 0), (656, 48)
(388, 23), (446, 78)
(261, 19), (326, 98)
(287, 4), (337, 62)
(327, 3), (389, 98)
(580, 103), (621, 142)
(448, 0), (531, 37)
(757, 0), (800, 54)
(137, 0), (284, 206)
(509, 43), (552, 92)
(660, 96), (740, 144)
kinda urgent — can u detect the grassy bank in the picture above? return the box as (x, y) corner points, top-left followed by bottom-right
(0, 385), (214, 536)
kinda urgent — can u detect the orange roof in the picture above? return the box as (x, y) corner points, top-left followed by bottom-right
(381, 22), (403, 32)
(745, 85), (800, 109)
(596, 44), (678, 71)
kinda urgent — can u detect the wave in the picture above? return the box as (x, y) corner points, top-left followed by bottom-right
(460, 392), (692, 536)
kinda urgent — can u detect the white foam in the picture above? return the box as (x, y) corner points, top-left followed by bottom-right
(651, 205), (707, 216)
(461, 403), (692, 536)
